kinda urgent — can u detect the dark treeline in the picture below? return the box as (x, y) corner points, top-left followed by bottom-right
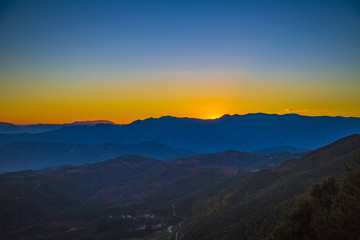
(270, 156), (360, 240)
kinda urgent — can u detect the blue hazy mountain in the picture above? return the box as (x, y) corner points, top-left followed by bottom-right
(0, 120), (116, 134)
(0, 141), (195, 173)
(0, 122), (24, 133)
(0, 113), (359, 152)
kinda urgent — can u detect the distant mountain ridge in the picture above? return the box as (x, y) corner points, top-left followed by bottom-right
(0, 120), (115, 134)
(64, 120), (115, 126)
(1, 113), (359, 152)
(0, 141), (195, 173)
(0, 122), (24, 133)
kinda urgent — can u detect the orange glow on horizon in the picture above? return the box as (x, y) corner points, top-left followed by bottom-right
(0, 72), (359, 124)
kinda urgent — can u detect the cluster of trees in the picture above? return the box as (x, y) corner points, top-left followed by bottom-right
(270, 157), (360, 240)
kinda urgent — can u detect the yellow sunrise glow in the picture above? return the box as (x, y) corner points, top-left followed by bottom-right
(203, 113), (224, 120)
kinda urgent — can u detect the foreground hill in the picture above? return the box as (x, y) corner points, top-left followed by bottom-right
(0, 148), (300, 239)
(270, 161), (360, 240)
(0, 134), (358, 239)
(0, 113), (359, 152)
(0, 141), (195, 173)
(173, 150), (304, 169)
(0, 152), (243, 240)
(0, 155), (166, 239)
(180, 134), (360, 240)
(254, 145), (309, 154)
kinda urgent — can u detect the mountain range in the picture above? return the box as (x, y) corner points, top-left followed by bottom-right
(1, 113), (359, 152)
(0, 141), (195, 173)
(1, 113), (360, 239)
(0, 120), (115, 134)
(0, 134), (358, 239)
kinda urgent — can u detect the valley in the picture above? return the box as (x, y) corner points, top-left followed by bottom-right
(0, 134), (359, 239)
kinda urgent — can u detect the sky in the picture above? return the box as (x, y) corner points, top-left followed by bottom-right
(0, 0), (359, 124)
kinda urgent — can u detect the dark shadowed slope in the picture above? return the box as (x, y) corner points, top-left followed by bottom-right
(0, 113), (359, 152)
(270, 153), (360, 240)
(0, 141), (195, 173)
(173, 150), (304, 169)
(0, 148), (297, 239)
(0, 155), (165, 239)
(254, 146), (310, 154)
(0, 135), (358, 240)
(181, 134), (360, 240)
(0, 153), (234, 240)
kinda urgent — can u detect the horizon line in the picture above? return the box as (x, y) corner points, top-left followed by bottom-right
(2, 112), (360, 125)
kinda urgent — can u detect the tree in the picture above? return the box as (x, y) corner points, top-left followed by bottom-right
(270, 154), (360, 240)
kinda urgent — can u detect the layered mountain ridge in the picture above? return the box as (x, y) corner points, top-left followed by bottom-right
(1, 113), (359, 152)
(0, 134), (359, 239)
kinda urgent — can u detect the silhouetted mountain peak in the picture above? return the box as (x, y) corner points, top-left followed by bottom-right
(66, 120), (115, 126)
(0, 122), (16, 127)
(0, 122), (22, 133)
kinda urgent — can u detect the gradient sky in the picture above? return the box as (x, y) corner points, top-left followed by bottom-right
(0, 0), (359, 124)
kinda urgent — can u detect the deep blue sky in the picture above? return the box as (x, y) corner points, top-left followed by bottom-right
(0, 0), (359, 123)
(1, 0), (359, 75)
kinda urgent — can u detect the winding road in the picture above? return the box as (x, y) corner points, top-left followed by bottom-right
(171, 203), (185, 240)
